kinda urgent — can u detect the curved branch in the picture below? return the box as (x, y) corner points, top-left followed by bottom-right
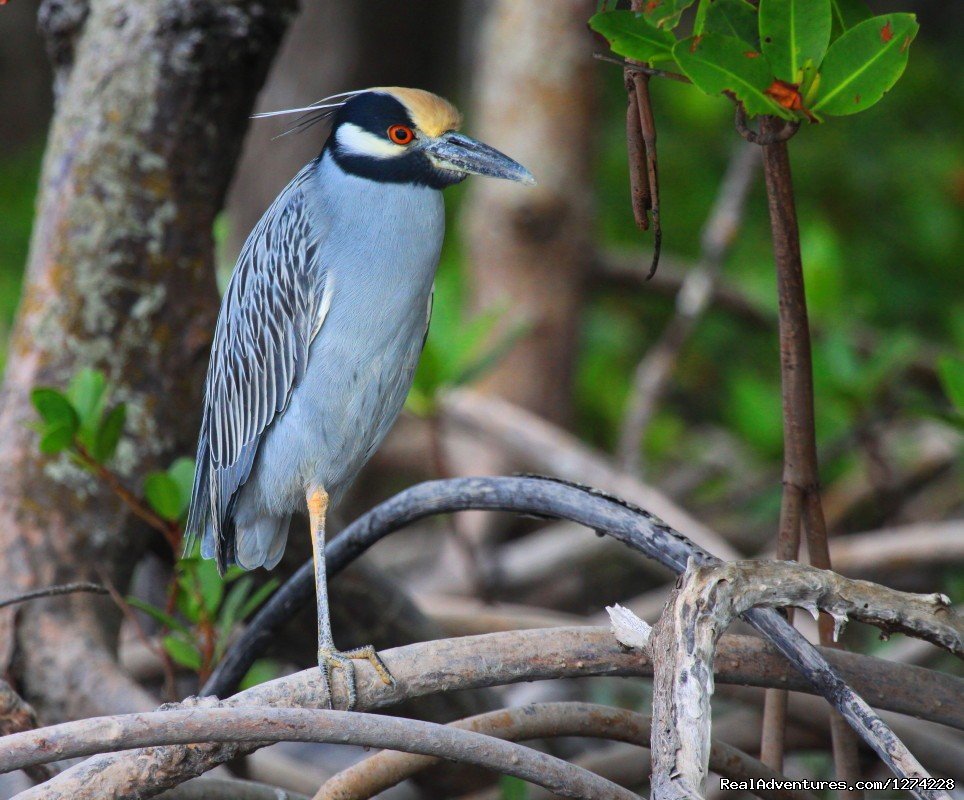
(650, 560), (952, 800)
(19, 625), (964, 800)
(0, 707), (636, 800)
(202, 476), (951, 790)
(316, 702), (820, 800)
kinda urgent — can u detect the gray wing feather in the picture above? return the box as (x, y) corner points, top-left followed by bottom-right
(185, 165), (324, 571)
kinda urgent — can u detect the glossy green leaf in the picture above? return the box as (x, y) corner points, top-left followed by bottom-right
(642, 0), (696, 30)
(126, 596), (191, 635)
(32, 387), (78, 427)
(695, 0), (758, 46)
(673, 34), (793, 118)
(829, 0), (871, 41)
(39, 421), (76, 454)
(589, 11), (678, 64)
(938, 357), (964, 412)
(810, 13), (918, 116)
(759, 0), (831, 84)
(163, 635), (202, 671)
(144, 471), (182, 521)
(67, 368), (107, 431)
(93, 403), (126, 463)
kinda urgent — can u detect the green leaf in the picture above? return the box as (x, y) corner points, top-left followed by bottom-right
(163, 635), (202, 671)
(499, 776), (530, 800)
(218, 576), (253, 639)
(239, 658), (281, 690)
(829, 0), (871, 41)
(125, 596), (191, 635)
(144, 471), (182, 521)
(642, 0), (696, 31)
(93, 403), (126, 463)
(236, 578), (279, 622)
(31, 388), (79, 431)
(194, 557), (225, 614)
(39, 421), (77, 454)
(67, 368), (107, 431)
(809, 13), (918, 117)
(759, 0), (831, 84)
(589, 10), (678, 64)
(673, 34), (793, 118)
(938, 357), (964, 412)
(696, 0), (758, 46)
(168, 457), (196, 517)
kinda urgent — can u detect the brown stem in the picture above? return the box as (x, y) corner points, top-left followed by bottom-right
(632, 72), (661, 278)
(759, 115), (863, 794)
(74, 442), (181, 552)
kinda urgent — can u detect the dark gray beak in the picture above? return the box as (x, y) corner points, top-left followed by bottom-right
(422, 132), (536, 185)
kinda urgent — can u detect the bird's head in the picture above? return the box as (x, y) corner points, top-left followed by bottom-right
(256, 87), (535, 190)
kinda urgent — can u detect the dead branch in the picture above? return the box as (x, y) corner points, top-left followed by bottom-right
(1, 707), (636, 800)
(649, 560), (955, 800)
(201, 474), (953, 791)
(439, 391), (741, 560)
(158, 777), (309, 800)
(317, 701), (820, 800)
(617, 143), (760, 471)
(0, 582), (107, 611)
(24, 623), (964, 800)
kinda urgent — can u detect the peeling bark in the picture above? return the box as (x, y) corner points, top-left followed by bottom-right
(0, 0), (293, 722)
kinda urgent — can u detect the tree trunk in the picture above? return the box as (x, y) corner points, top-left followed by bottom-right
(0, 0), (293, 723)
(463, 0), (596, 426)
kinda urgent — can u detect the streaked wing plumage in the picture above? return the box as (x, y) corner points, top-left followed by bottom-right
(185, 164), (325, 570)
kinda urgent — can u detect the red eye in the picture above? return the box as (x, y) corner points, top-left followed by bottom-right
(388, 124), (414, 145)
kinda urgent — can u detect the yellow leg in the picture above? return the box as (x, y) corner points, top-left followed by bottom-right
(307, 486), (395, 711)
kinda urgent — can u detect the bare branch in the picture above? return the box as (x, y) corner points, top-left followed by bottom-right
(317, 701), (821, 800)
(0, 583), (107, 611)
(0, 679), (59, 783)
(440, 394), (742, 561)
(650, 559), (956, 800)
(21, 624), (964, 800)
(0, 707), (636, 800)
(158, 777), (309, 800)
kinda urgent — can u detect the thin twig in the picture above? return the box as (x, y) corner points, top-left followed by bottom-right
(632, 71), (661, 277)
(625, 70), (651, 231)
(0, 582), (107, 610)
(617, 143), (760, 471)
(96, 570), (177, 702)
(649, 560), (954, 800)
(317, 702), (820, 800)
(21, 624), (964, 800)
(0, 707), (637, 800)
(74, 442), (181, 552)
(594, 52), (691, 83)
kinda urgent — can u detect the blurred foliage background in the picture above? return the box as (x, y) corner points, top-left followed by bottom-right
(2, 0), (960, 526)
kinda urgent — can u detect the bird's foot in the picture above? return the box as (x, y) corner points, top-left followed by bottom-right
(317, 644), (396, 710)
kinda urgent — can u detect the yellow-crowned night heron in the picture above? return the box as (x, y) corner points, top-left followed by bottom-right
(185, 87), (534, 707)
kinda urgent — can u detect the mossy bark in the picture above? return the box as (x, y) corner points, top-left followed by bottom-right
(0, 0), (294, 722)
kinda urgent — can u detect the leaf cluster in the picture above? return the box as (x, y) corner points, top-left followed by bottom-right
(590, 0), (919, 121)
(31, 368), (279, 687)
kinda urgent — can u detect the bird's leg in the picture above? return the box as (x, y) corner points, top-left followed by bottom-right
(307, 486), (395, 711)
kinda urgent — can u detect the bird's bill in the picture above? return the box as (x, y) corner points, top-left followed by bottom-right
(422, 132), (536, 185)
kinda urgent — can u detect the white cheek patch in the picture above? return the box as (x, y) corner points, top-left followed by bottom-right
(336, 123), (405, 159)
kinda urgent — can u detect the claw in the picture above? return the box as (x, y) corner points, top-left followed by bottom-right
(318, 644), (396, 710)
